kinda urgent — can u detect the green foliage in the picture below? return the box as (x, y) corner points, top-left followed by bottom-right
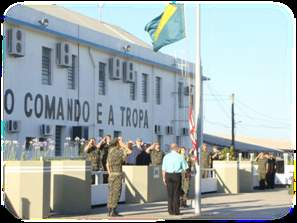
(220, 146), (235, 160)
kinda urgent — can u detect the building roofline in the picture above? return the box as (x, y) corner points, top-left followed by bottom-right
(4, 14), (195, 77)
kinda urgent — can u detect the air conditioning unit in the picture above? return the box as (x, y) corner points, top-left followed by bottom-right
(108, 57), (121, 80)
(181, 127), (189, 136)
(7, 28), (25, 57)
(7, 120), (21, 133)
(56, 42), (71, 67)
(40, 124), (53, 136)
(165, 126), (173, 135)
(123, 61), (136, 83)
(154, 125), (161, 134)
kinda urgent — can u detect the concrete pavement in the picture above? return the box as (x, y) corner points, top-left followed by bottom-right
(49, 188), (293, 220)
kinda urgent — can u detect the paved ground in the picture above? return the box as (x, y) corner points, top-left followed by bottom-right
(49, 188), (294, 220)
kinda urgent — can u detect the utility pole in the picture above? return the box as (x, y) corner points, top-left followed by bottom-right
(231, 93), (235, 150)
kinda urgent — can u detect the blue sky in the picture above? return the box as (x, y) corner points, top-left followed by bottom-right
(61, 2), (294, 141)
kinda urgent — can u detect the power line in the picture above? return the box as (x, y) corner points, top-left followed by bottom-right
(236, 123), (291, 130)
(236, 99), (291, 122)
(205, 83), (231, 121)
(204, 119), (231, 129)
(235, 104), (291, 126)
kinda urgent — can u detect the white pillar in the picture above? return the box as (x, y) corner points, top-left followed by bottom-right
(250, 153), (254, 161)
(226, 153), (230, 161)
(238, 153), (242, 161)
(283, 153), (288, 166)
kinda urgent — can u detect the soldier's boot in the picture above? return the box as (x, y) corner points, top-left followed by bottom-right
(183, 200), (189, 208)
(110, 208), (122, 217)
(107, 208), (112, 217)
(113, 208), (123, 216)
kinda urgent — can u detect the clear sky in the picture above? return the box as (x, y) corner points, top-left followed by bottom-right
(60, 2), (294, 141)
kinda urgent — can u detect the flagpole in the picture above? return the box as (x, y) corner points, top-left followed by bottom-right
(194, 2), (202, 215)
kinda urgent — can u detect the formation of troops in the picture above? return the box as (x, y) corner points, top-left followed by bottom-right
(83, 135), (196, 216)
(255, 152), (277, 190)
(83, 135), (278, 217)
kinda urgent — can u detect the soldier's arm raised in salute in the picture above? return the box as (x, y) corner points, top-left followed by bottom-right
(84, 139), (94, 153)
(118, 138), (132, 155)
(145, 143), (156, 154)
(96, 137), (107, 149)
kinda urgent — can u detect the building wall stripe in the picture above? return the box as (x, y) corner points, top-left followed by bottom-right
(4, 16), (194, 75)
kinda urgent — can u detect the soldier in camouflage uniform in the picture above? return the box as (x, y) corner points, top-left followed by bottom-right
(145, 142), (164, 165)
(178, 147), (192, 208)
(106, 137), (132, 217)
(84, 138), (101, 171)
(256, 152), (268, 190)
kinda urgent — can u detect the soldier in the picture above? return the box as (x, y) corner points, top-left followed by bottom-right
(84, 138), (101, 171)
(201, 143), (209, 178)
(98, 135), (112, 183)
(255, 152), (268, 190)
(145, 142), (164, 165)
(266, 153), (276, 189)
(98, 135), (112, 170)
(178, 147), (191, 208)
(106, 137), (132, 217)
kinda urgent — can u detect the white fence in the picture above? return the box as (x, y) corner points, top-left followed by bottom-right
(200, 168), (218, 193)
(91, 171), (125, 206)
(91, 168), (218, 205)
(252, 164), (294, 187)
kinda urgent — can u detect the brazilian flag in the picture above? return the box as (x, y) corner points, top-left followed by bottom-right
(145, 3), (185, 52)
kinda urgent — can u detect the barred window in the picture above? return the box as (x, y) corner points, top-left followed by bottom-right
(98, 62), (106, 95)
(130, 71), (137, 101)
(190, 84), (194, 107)
(42, 47), (51, 85)
(99, 129), (104, 138)
(178, 82), (183, 108)
(142, 73), (148, 103)
(67, 55), (76, 89)
(155, 76), (161, 105)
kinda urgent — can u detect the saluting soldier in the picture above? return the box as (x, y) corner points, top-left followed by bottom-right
(145, 142), (164, 165)
(84, 138), (102, 171)
(255, 152), (268, 190)
(178, 147), (191, 208)
(106, 137), (132, 217)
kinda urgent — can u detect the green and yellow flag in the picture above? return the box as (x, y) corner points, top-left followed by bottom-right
(145, 3), (185, 52)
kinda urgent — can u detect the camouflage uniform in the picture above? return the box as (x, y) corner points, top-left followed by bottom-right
(99, 143), (110, 170)
(257, 157), (268, 189)
(181, 155), (192, 205)
(86, 146), (101, 171)
(107, 146), (127, 209)
(201, 150), (209, 178)
(149, 149), (164, 166)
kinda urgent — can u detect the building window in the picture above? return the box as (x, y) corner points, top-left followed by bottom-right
(42, 47), (52, 85)
(25, 137), (34, 150)
(55, 125), (62, 156)
(67, 55), (76, 89)
(190, 84), (194, 107)
(176, 136), (181, 146)
(178, 82), (183, 108)
(99, 62), (106, 95)
(99, 129), (104, 138)
(142, 73), (148, 103)
(157, 135), (163, 147)
(114, 131), (122, 138)
(130, 71), (137, 101)
(155, 76), (161, 105)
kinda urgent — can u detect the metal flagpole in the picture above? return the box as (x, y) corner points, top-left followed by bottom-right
(194, 2), (202, 215)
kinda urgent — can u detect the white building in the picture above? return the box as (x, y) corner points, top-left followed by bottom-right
(3, 5), (195, 156)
